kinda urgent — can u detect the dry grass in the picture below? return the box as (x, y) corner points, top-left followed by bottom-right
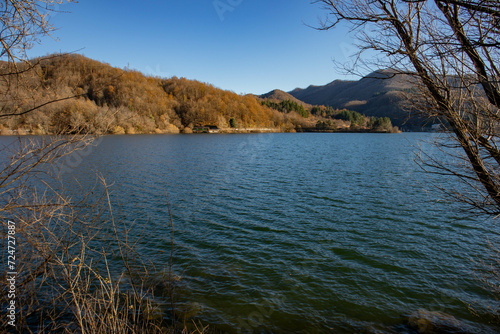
(0, 135), (209, 334)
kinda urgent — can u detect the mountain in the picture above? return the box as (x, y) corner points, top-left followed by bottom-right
(289, 69), (425, 128)
(258, 89), (312, 109)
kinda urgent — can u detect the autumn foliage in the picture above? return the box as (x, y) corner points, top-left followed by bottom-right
(0, 54), (295, 134)
(0, 54), (397, 135)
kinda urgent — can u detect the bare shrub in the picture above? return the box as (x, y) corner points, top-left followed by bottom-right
(0, 137), (188, 333)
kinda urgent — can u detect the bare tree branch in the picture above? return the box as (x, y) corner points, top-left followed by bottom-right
(314, 0), (500, 215)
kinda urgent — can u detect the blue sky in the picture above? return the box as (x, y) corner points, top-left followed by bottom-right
(29, 0), (358, 95)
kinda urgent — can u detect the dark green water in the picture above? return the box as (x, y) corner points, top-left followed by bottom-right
(5, 133), (500, 333)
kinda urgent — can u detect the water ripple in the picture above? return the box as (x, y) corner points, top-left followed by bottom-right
(34, 133), (500, 333)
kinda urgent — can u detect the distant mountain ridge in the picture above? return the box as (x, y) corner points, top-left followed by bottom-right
(286, 70), (425, 128)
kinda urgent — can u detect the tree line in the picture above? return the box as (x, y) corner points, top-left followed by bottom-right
(262, 99), (398, 132)
(261, 99), (310, 118)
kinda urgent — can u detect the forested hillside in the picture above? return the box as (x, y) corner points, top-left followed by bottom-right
(259, 90), (399, 133)
(0, 54), (399, 135)
(0, 54), (302, 134)
(258, 89), (313, 109)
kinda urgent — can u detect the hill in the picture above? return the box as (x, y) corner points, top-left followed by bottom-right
(0, 55), (400, 135)
(257, 87), (399, 133)
(258, 89), (313, 109)
(0, 54), (303, 135)
(289, 70), (426, 129)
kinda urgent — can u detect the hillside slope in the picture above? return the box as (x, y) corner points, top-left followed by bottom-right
(258, 89), (313, 109)
(0, 55), (400, 135)
(0, 54), (299, 135)
(289, 70), (425, 128)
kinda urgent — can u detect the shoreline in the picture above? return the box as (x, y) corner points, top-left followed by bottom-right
(0, 127), (405, 136)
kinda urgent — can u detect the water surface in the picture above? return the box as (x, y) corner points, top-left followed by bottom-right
(3, 133), (499, 333)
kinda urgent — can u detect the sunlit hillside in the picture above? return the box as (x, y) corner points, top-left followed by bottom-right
(0, 54), (398, 135)
(0, 54), (302, 134)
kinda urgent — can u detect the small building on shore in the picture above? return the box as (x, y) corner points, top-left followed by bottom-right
(192, 125), (220, 133)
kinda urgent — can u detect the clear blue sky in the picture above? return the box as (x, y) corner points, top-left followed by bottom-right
(28, 0), (357, 95)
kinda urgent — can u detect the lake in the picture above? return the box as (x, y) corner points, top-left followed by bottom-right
(4, 133), (500, 333)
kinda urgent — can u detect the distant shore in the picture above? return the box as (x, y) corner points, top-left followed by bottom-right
(0, 127), (404, 136)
